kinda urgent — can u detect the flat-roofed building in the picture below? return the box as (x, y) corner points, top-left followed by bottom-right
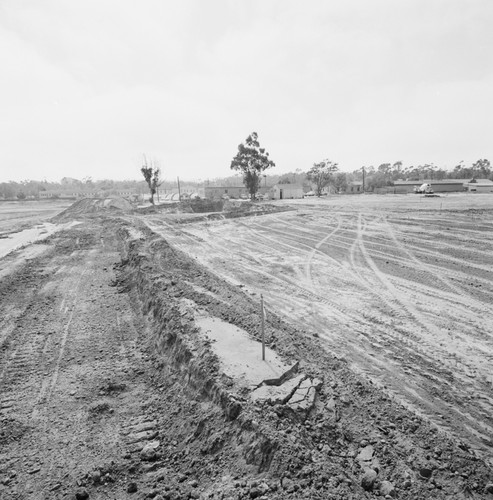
(270, 184), (304, 200)
(204, 186), (249, 199)
(393, 179), (466, 193)
(463, 178), (493, 192)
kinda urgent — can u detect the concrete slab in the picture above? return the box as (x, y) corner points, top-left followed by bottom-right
(287, 377), (322, 414)
(195, 316), (293, 389)
(251, 373), (306, 404)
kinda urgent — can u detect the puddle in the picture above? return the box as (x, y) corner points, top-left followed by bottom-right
(0, 221), (80, 259)
(196, 315), (292, 388)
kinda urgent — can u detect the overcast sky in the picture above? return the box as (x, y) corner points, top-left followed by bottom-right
(1, 0), (492, 182)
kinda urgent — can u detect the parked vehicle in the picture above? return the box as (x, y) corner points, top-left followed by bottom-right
(414, 183), (434, 194)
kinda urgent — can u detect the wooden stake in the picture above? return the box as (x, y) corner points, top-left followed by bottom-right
(261, 294), (265, 361)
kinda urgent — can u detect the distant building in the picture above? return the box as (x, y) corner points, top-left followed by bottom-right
(38, 190), (90, 199)
(392, 179), (466, 194)
(203, 186), (249, 200)
(270, 184), (304, 200)
(343, 181), (363, 194)
(463, 178), (493, 193)
(38, 189), (139, 200)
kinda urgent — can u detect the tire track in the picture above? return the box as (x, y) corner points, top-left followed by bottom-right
(32, 267), (87, 416)
(142, 209), (493, 462)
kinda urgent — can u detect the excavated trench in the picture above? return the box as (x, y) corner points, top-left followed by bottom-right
(116, 216), (493, 499)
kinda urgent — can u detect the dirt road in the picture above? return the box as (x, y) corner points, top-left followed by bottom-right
(145, 195), (493, 465)
(0, 217), (197, 499)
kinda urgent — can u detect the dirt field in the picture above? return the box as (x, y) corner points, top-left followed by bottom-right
(145, 194), (493, 463)
(1, 194), (493, 499)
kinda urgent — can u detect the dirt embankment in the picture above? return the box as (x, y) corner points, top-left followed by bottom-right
(134, 200), (290, 223)
(116, 218), (493, 499)
(53, 197), (133, 221)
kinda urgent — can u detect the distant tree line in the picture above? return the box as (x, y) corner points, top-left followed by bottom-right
(0, 177), (201, 201)
(347, 159), (491, 192)
(2, 158), (490, 201)
(220, 158), (491, 195)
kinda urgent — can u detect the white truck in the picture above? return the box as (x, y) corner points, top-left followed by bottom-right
(414, 183), (434, 194)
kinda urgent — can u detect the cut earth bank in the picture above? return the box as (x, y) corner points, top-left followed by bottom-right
(0, 202), (491, 499)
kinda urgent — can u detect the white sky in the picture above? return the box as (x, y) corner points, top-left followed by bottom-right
(1, 0), (492, 182)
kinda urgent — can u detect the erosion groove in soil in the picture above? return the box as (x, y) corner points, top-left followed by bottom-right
(0, 197), (492, 500)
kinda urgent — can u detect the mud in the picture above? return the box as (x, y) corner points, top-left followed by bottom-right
(0, 196), (492, 499)
(154, 197), (493, 467)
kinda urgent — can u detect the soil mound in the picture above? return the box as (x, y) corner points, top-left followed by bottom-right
(54, 197), (133, 220)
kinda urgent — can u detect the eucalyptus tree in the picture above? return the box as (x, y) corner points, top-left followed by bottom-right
(230, 132), (275, 200)
(307, 159), (339, 196)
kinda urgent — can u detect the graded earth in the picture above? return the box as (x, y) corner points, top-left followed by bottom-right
(1, 195), (493, 499)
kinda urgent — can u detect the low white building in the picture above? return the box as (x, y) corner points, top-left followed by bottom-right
(270, 184), (304, 200)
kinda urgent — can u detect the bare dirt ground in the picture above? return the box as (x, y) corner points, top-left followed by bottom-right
(1, 195), (493, 499)
(144, 194), (493, 464)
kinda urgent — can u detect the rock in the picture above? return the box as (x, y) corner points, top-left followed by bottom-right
(140, 443), (157, 461)
(75, 488), (89, 500)
(484, 483), (493, 494)
(419, 467), (433, 479)
(127, 482), (138, 493)
(226, 400), (241, 420)
(356, 444), (380, 472)
(402, 479), (412, 489)
(356, 445), (374, 463)
(379, 480), (396, 497)
(281, 477), (294, 490)
(325, 397), (340, 422)
(249, 487), (262, 499)
(91, 470), (101, 484)
(104, 473), (114, 483)
(361, 469), (378, 491)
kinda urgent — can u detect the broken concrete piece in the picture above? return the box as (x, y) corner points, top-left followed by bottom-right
(251, 374), (306, 405)
(262, 361), (299, 386)
(287, 377), (319, 414)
